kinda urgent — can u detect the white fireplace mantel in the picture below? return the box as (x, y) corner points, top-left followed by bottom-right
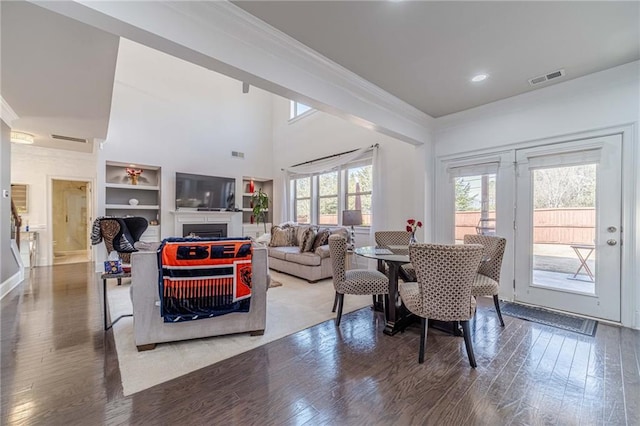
(171, 210), (243, 237)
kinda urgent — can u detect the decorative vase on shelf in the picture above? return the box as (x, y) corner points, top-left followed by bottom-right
(129, 175), (138, 185)
(409, 232), (417, 244)
(128, 198), (139, 206)
(248, 179), (255, 193)
(250, 215), (254, 224)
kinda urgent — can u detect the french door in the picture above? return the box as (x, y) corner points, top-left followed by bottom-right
(514, 135), (622, 321)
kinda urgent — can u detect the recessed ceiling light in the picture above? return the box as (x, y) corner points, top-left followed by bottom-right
(471, 74), (488, 83)
(10, 131), (35, 144)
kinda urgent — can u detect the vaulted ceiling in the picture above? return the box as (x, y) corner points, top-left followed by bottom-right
(2, 1), (638, 151)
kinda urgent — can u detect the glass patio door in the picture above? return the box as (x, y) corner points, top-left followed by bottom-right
(514, 135), (622, 321)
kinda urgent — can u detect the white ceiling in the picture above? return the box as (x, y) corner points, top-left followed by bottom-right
(234, 1), (640, 117)
(1, 1), (119, 151)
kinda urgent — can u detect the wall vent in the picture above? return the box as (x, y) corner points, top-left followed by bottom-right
(231, 151), (245, 159)
(51, 134), (88, 143)
(528, 69), (565, 86)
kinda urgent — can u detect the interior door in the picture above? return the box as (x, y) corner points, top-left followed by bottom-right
(514, 135), (622, 321)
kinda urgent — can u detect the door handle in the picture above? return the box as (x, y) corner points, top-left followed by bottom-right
(606, 239), (617, 246)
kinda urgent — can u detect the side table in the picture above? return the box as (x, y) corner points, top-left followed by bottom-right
(101, 272), (132, 330)
(569, 244), (595, 282)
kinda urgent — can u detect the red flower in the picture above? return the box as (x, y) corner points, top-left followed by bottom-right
(126, 168), (143, 177)
(406, 218), (423, 233)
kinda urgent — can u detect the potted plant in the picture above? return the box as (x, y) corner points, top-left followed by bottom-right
(251, 188), (270, 233)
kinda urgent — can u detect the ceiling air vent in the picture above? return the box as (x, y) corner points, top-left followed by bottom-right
(231, 151), (245, 159)
(50, 134), (88, 143)
(528, 69), (565, 86)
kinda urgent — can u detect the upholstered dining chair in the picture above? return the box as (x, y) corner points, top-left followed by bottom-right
(463, 234), (507, 327)
(374, 231), (417, 281)
(399, 243), (484, 366)
(328, 234), (389, 326)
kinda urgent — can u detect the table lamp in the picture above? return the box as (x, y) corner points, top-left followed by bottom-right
(342, 209), (362, 249)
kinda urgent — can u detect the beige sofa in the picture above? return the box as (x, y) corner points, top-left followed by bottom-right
(268, 225), (350, 282)
(131, 242), (268, 350)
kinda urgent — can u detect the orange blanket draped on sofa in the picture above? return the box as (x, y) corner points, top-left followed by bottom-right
(158, 238), (252, 322)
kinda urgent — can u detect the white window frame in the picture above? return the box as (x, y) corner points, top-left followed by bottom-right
(289, 100), (314, 121)
(288, 157), (373, 227)
(293, 176), (312, 224)
(317, 171), (340, 226)
(344, 161), (373, 227)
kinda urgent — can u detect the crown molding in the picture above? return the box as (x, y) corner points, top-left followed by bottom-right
(195, 1), (433, 128)
(1, 96), (19, 126)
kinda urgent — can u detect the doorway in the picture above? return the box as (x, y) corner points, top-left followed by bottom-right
(52, 179), (91, 265)
(514, 135), (622, 321)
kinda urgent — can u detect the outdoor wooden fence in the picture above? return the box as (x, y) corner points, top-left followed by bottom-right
(455, 208), (595, 244)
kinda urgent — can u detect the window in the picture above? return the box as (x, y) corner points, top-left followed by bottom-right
(318, 171), (338, 225)
(289, 101), (313, 120)
(454, 173), (496, 243)
(345, 164), (372, 226)
(293, 177), (311, 224)
(289, 159), (373, 226)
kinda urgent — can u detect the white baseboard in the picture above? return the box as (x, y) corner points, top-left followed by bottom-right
(1, 271), (23, 300)
(2, 240), (25, 300)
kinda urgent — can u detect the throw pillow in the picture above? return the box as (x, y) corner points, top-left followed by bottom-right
(312, 228), (331, 251)
(331, 227), (350, 243)
(269, 226), (294, 247)
(299, 228), (317, 252)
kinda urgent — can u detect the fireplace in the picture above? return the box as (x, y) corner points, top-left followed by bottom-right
(172, 211), (242, 238)
(183, 223), (227, 238)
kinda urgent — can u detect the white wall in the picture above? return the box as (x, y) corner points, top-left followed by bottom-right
(434, 62), (639, 155)
(99, 39), (275, 238)
(11, 144), (97, 266)
(1, 120), (20, 282)
(432, 61), (640, 328)
(271, 96), (430, 243)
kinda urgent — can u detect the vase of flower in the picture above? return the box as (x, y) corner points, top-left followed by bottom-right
(409, 232), (417, 244)
(406, 218), (423, 244)
(126, 168), (143, 186)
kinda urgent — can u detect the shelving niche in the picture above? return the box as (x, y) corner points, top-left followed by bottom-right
(241, 177), (273, 238)
(105, 161), (161, 242)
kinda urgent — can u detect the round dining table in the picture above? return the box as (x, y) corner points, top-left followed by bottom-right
(354, 245), (412, 335)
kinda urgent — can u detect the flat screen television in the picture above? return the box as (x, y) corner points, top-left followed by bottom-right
(175, 172), (235, 210)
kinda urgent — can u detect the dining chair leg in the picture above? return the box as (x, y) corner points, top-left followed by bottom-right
(460, 320), (477, 368)
(418, 317), (427, 364)
(335, 293), (345, 326)
(493, 295), (505, 326)
(332, 292), (339, 313)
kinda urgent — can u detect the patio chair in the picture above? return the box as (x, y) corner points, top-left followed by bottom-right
(463, 234), (507, 326)
(328, 234), (389, 326)
(399, 243), (484, 366)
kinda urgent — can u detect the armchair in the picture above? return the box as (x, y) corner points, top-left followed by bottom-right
(92, 217), (148, 263)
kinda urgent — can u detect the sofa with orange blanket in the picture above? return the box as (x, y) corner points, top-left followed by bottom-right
(130, 241), (268, 350)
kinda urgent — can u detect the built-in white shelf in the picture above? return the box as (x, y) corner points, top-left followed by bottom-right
(105, 204), (160, 210)
(105, 183), (160, 191)
(105, 161), (162, 229)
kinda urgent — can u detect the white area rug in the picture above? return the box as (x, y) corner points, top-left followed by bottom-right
(107, 270), (371, 396)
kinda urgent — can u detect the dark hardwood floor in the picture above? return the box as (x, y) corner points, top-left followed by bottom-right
(2, 262), (639, 425)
